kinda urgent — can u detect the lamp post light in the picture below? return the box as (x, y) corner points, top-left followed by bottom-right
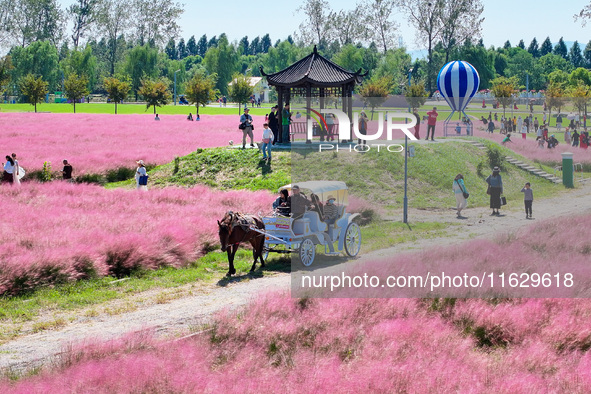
(404, 68), (413, 224)
(174, 69), (180, 105)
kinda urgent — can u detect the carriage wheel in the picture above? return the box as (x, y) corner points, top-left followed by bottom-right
(344, 223), (361, 257)
(299, 239), (315, 267)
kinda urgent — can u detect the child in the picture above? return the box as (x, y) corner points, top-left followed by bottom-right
(521, 182), (533, 219)
(565, 128), (572, 145)
(455, 122), (461, 135)
(502, 133), (512, 145)
(521, 124), (527, 139)
(261, 123), (274, 161)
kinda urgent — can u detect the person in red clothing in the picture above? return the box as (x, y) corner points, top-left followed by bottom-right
(426, 107), (438, 141)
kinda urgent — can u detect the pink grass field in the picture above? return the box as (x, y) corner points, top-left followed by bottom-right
(0, 113), (265, 174)
(0, 182), (274, 295)
(472, 122), (591, 165)
(3, 216), (591, 392)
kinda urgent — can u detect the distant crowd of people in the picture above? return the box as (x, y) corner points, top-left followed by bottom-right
(482, 111), (590, 149)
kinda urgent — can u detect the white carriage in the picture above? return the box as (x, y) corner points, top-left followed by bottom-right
(261, 181), (361, 267)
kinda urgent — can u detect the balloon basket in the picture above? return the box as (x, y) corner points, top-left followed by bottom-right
(443, 111), (474, 137)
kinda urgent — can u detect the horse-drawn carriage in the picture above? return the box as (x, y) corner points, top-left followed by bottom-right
(261, 181), (362, 267)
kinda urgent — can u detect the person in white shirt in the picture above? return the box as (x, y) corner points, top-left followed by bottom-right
(135, 160), (148, 191)
(11, 153), (21, 186)
(261, 123), (274, 161)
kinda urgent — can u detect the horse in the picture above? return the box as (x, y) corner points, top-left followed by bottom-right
(217, 211), (266, 277)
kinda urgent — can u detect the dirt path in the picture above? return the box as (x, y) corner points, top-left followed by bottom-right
(1, 182), (590, 373)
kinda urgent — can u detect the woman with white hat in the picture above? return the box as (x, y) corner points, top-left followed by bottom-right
(135, 160), (148, 191)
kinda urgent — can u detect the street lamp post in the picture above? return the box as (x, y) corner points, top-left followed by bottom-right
(404, 68), (413, 224)
(174, 69), (180, 105)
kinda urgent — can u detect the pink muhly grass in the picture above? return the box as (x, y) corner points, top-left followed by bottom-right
(6, 293), (591, 392)
(473, 124), (591, 165)
(0, 113), (266, 174)
(0, 182), (274, 295)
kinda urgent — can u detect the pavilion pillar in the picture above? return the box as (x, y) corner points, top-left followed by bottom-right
(277, 87), (284, 143)
(348, 84), (354, 143)
(341, 86), (349, 143)
(306, 83), (312, 144)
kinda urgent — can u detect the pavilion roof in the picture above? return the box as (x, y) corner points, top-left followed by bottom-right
(260, 46), (364, 88)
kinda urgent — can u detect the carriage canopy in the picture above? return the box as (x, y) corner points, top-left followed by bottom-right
(279, 181), (349, 206)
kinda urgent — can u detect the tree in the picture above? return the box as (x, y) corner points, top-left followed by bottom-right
(503, 40), (511, 50)
(569, 68), (591, 87)
(358, 76), (392, 119)
(239, 36), (249, 55)
(398, 0), (445, 94)
(207, 35), (218, 48)
(260, 34), (272, 53)
(138, 78), (171, 114)
(62, 45), (98, 91)
(187, 35), (197, 56)
(19, 74), (48, 113)
(228, 74), (253, 114)
(129, 0), (183, 46)
(545, 81), (566, 118)
(0, 55), (13, 94)
(103, 76), (130, 114)
(296, 0), (333, 45)
(63, 73), (89, 113)
(250, 37), (261, 55)
(69, 0), (99, 49)
(362, 0), (399, 53)
(332, 45), (364, 73)
(124, 44), (159, 99)
(184, 70), (218, 115)
(569, 41), (584, 68)
(203, 35), (238, 96)
(490, 76), (518, 117)
(165, 38), (177, 60)
(528, 37), (539, 58)
(568, 82), (590, 117)
(96, 0), (131, 75)
(197, 35), (208, 57)
(3, 0), (64, 47)
(404, 81), (428, 112)
(438, 0), (485, 63)
(540, 37), (553, 56)
(584, 40), (591, 67)
(331, 8), (365, 47)
(517, 40), (525, 50)
(553, 37), (568, 60)
(9, 41), (59, 91)
(177, 38), (187, 59)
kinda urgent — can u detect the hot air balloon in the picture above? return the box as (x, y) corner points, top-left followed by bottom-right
(436, 61), (480, 136)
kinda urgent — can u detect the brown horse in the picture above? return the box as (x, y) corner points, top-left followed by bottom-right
(217, 211), (266, 277)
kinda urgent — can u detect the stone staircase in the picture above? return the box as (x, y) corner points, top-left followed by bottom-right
(467, 140), (562, 184)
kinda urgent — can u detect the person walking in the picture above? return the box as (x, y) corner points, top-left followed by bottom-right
(2, 155), (14, 184)
(62, 159), (73, 180)
(11, 153), (21, 186)
(486, 167), (503, 216)
(358, 111), (368, 145)
(453, 174), (468, 217)
(556, 114), (562, 131)
(135, 160), (148, 191)
(240, 108), (254, 149)
(572, 129), (580, 147)
(521, 182), (534, 219)
(268, 106), (279, 144)
(282, 104), (292, 144)
(261, 122), (274, 161)
(426, 107), (438, 141)
(413, 111), (421, 139)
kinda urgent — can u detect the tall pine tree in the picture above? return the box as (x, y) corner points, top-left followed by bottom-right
(197, 35), (208, 57)
(517, 40), (525, 49)
(177, 38), (187, 59)
(584, 40), (591, 67)
(503, 40), (511, 50)
(540, 37), (552, 56)
(187, 36), (197, 56)
(553, 37), (568, 60)
(569, 41), (583, 68)
(528, 38), (539, 57)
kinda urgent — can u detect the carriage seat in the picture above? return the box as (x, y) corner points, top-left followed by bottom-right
(303, 211), (327, 233)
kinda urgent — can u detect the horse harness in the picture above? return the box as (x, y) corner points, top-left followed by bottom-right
(225, 211), (261, 246)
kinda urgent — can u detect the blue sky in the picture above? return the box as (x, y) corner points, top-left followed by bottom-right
(60, 0), (591, 50)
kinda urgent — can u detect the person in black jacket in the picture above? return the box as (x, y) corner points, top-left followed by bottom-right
(268, 105), (279, 145)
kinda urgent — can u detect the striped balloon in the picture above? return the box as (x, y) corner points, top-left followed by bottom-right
(437, 61), (480, 112)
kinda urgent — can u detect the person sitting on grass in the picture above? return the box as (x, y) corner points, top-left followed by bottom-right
(155, 114), (160, 121)
(187, 113), (193, 121)
(547, 134), (559, 149)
